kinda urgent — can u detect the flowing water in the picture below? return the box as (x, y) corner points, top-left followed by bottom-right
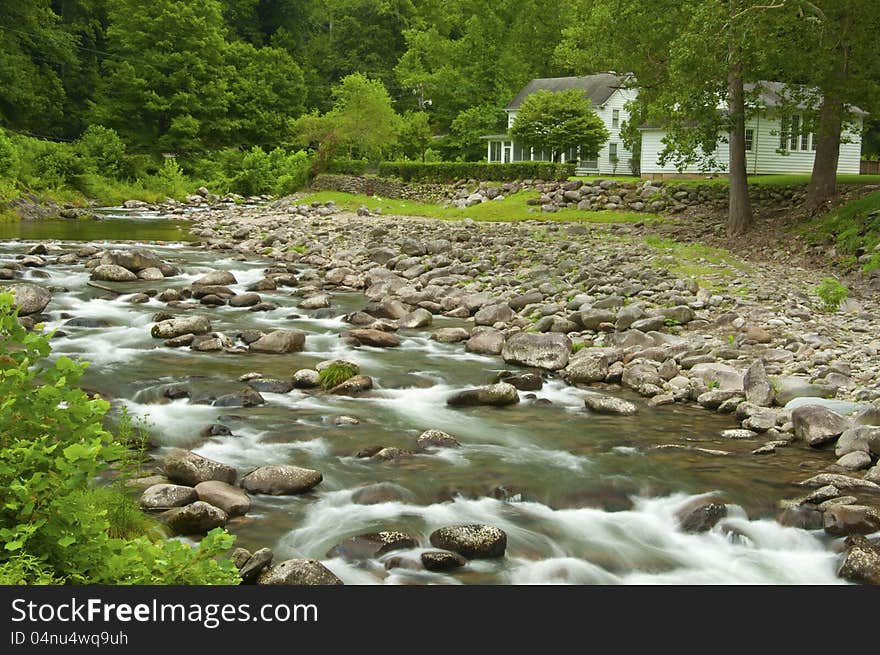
(0, 211), (846, 584)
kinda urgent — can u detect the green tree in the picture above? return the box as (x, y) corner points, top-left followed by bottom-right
(448, 105), (506, 161)
(509, 89), (609, 162)
(330, 73), (401, 161)
(397, 111), (433, 161)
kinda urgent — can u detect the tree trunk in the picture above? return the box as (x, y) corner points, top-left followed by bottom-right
(726, 55), (753, 235)
(805, 95), (844, 212)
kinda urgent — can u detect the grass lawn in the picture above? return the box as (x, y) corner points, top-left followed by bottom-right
(298, 190), (665, 224)
(642, 234), (754, 282)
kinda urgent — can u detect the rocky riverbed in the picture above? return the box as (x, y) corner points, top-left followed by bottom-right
(2, 197), (879, 584)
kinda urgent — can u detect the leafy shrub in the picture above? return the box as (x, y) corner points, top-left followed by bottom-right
(377, 161), (576, 182)
(0, 293), (239, 584)
(318, 362), (359, 389)
(323, 159), (371, 175)
(231, 146), (312, 196)
(76, 125), (126, 177)
(815, 277), (848, 312)
(0, 129), (19, 178)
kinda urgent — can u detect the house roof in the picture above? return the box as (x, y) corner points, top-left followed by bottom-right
(505, 73), (624, 111)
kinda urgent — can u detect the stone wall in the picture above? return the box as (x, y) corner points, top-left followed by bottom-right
(309, 174), (446, 204)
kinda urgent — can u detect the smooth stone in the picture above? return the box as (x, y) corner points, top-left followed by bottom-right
(139, 483), (198, 509)
(429, 524), (507, 558)
(257, 559), (342, 586)
(165, 501), (228, 535)
(163, 449), (237, 486)
(241, 465), (322, 495)
(194, 480), (251, 517)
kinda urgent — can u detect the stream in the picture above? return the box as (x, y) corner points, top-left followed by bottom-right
(0, 208), (846, 584)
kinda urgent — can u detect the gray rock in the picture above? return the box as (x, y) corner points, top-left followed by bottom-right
(689, 362), (744, 392)
(838, 535), (880, 584)
(661, 305), (695, 324)
(292, 368), (320, 388)
(578, 309), (616, 331)
(151, 315), (212, 339)
(774, 377), (837, 405)
(100, 248), (170, 273)
(431, 327), (470, 343)
(744, 359), (774, 406)
(465, 327), (505, 355)
(398, 308), (433, 329)
(791, 404), (850, 446)
(447, 383), (519, 407)
(615, 304), (646, 331)
(429, 524), (507, 558)
(164, 449), (237, 486)
(417, 429), (461, 449)
(721, 429), (759, 440)
(678, 502), (728, 533)
(329, 375), (373, 395)
(229, 293), (261, 307)
(139, 483), (198, 509)
(213, 387), (265, 407)
(248, 329), (306, 353)
(823, 505), (880, 536)
(166, 501), (228, 535)
(3, 282), (52, 315)
(564, 347), (620, 383)
(836, 451), (873, 471)
(91, 264), (138, 282)
(835, 426), (880, 457)
(241, 464), (322, 495)
(475, 303), (514, 326)
(257, 559), (342, 585)
(501, 333), (571, 370)
(698, 390), (744, 410)
(621, 362), (661, 390)
(239, 548), (274, 583)
(299, 293), (331, 310)
(327, 531), (418, 560)
(799, 473), (880, 492)
(344, 328), (401, 348)
(194, 480), (251, 516)
(583, 393), (638, 416)
(193, 271), (237, 286)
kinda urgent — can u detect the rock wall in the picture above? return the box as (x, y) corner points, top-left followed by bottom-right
(309, 174), (446, 204)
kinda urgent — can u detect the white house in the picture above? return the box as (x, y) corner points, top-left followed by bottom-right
(639, 81), (864, 179)
(483, 73), (638, 175)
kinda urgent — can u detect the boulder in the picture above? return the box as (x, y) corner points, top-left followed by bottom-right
(194, 480), (251, 517)
(744, 359), (774, 406)
(151, 315), (212, 339)
(421, 551), (467, 571)
(101, 248), (170, 273)
(583, 393), (638, 416)
(799, 473), (880, 492)
(835, 426), (880, 458)
(239, 548), (274, 583)
(91, 264), (138, 282)
(474, 303), (515, 326)
(327, 531), (418, 560)
(241, 465), (322, 495)
(163, 449), (237, 486)
(3, 282), (52, 315)
(791, 404), (850, 446)
(429, 524), (507, 558)
(139, 483), (198, 509)
(838, 535), (880, 585)
(213, 387), (265, 407)
(465, 328), (505, 355)
(166, 501), (228, 535)
(823, 505), (880, 536)
(417, 429), (461, 449)
(431, 327), (470, 343)
(689, 363), (744, 392)
(578, 309), (616, 331)
(564, 347), (621, 383)
(344, 329), (401, 348)
(257, 559), (343, 585)
(193, 271), (237, 286)
(678, 502), (728, 533)
(299, 293), (331, 310)
(229, 293), (261, 308)
(248, 329), (306, 353)
(447, 383), (519, 407)
(292, 369), (320, 388)
(329, 375), (373, 395)
(398, 308), (433, 329)
(836, 451), (872, 471)
(501, 333), (571, 370)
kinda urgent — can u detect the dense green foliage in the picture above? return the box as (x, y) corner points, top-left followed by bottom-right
(509, 89), (609, 162)
(377, 161), (576, 182)
(0, 293), (240, 584)
(804, 190), (880, 272)
(318, 362), (359, 389)
(814, 277), (848, 312)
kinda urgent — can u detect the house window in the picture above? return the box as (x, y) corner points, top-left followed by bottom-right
(612, 109), (620, 129)
(609, 143), (618, 163)
(490, 141), (501, 162)
(778, 114), (815, 152)
(779, 117), (788, 150)
(789, 114), (800, 151)
(745, 128), (754, 152)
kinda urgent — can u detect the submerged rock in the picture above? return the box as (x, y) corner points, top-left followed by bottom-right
(583, 393), (638, 416)
(327, 531), (418, 560)
(447, 382), (519, 407)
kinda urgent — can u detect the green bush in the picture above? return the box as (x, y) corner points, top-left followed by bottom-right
(76, 125), (126, 177)
(376, 161), (576, 182)
(323, 159), (371, 175)
(815, 277), (848, 312)
(231, 146), (313, 196)
(318, 362), (359, 389)
(0, 293), (240, 584)
(0, 130), (19, 178)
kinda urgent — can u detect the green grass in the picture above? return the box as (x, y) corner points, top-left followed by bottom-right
(670, 174), (880, 188)
(802, 190), (880, 272)
(299, 190), (665, 224)
(318, 362), (359, 389)
(643, 235), (753, 284)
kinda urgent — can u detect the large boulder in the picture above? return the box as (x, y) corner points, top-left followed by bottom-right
(823, 505), (880, 536)
(163, 448), (237, 486)
(791, 404), (850, 446)
(689, 363), (744, 392)
(139, 483), (198, 509)
(91, 264), (138, 282)
(578, 309), (616, 331)
(344, 329), (401, 348)
(165, 501), (228, 535)
(417, 429), (461, 450)
(447, 383), (519, 407)
(678, 502), (728, 533)
(398, 308), (433, 329)
(327, 531), (418, 560)
(799, 473), (880, 492)
(564, 347), (621, 383)
(101, 248), (173, 274)
(151, 315), (212, 339)
(838, 535), (880, 585)
(257, 559), (342, 585)
(465, 328), (505, 355)
(429, 524), (507, 558)
(248, 329), (306, 353)
(194, 480), (251, 517)
(835, 426), (880, 458)
(743, 359), (774, 406)
(501, 333), (571, 370)
(474, 303), (515, 326)
(3, 282), (52, 315)
(193, 271), (237, 286)
(241, 465), (322, 495)
(583, 393), (638, 416)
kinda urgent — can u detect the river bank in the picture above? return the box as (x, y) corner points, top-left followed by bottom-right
(2, 197), (879, 583)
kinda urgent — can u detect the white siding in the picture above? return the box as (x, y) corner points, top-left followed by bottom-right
(641, 114), (863, 176)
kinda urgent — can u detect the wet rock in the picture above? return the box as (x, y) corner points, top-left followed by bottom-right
(257, 559), (342, 585)
(678, 502), (728, 533)
(501, 333), (571, 370)
(475, 303), (514, 326)
(91, 264), (138, 282)
(398, 308), (433, 329)
(299, 293), (331, 309)
(193, 271), (237, 286)
(166, 501), (228, 535)
(417, 429), (461, 449)
(372, 447), (413, 461)
(329, 375), (373, 395)
(564, 347), (620, 383)
(65, 317), (114, 328)
(835, 426), (880, 458)
(721, 429), (759, 440)
(138, 267), (164, 281)
(248, 329), (306, 353)
(583, 393), (638, 416)
(447, 382), (519, 407)
(343, 328), (401, 348)
(164, 334), (195, 347)
(327, 531), (418, 560)
(499, 372), (543, 391)
(213, 387), (265, 407)
(838, 535), (880, 584)
(777, 506), (824, 530)
(429, 524), (507, 558)
(823, 505), (880, 536)
(431, 327), (470, 343)
(101, 248), (173, 274)
(239, 548), (274, 584)
(355, 446), (384, 458)
(244, 377), (294, 393)
(139, 483), (198, 509)
(351, 482), (410, 505)
(229, 293), (261, 307)
(836, 451), (873, 471)
(799, 473), (880, 492)
(3, 282), (52, 315)
(241, 465), (322, 495)
(421, 551), (467, 571)
(744, 359), (774, 406)
(191, 333), (233, 352)
(194, 480), (251, 517)
(292, 368), (320, 388)
(164, 449), (237, 486)
(465, 327), (505, 355)
(152, 315), (212, 339)
(791, 404), (850, 446)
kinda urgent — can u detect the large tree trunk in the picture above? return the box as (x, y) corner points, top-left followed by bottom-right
(806, 95), (844, 212)
(726, 57), (753, 235)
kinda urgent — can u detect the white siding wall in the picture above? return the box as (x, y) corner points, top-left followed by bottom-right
(641, 114), (863, 176)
